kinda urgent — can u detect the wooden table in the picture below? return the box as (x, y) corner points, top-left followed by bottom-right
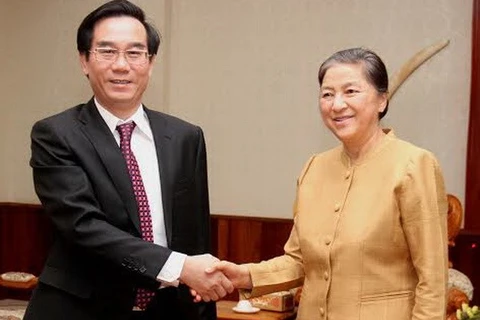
(217, 300), (297, 320)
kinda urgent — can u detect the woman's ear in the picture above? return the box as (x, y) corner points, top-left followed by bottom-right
(378, 92), (388, 113)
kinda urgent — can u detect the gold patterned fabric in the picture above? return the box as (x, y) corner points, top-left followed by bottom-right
(244, 130), (448, 320)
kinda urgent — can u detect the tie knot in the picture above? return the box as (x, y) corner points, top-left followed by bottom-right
(116, 121), (136, 142)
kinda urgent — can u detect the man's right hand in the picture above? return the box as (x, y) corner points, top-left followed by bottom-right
(179, 254), (234, 302)
(205, 260), (252, 289)
(190, 260), (253, 303)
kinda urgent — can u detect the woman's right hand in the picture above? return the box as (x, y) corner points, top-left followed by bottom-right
(206, 260), (253, 289)
(190, 260), (253, 302)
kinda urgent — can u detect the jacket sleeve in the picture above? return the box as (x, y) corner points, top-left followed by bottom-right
(191, 127), (217, 320)
(193, 127), (212, 253)
(398, 152), (448, 320)
(30, 119), (171, 289)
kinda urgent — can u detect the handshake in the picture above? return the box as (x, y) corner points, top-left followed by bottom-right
(178, 254), (252, 302)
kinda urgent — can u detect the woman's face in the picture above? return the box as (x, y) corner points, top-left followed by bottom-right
(319, 63), (387, 147)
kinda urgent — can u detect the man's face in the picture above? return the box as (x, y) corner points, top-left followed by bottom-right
(79, 16), (155, 117)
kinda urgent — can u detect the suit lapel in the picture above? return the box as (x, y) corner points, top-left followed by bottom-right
(77, 99), (141, 235)
(145, 108), (174, 246)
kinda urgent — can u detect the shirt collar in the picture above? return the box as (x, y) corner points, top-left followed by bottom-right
(94, 97), (153, 140)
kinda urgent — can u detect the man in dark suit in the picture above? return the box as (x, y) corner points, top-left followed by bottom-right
(24, 1), (233, 319)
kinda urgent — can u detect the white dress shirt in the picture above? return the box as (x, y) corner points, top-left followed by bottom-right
(95, 98), (185, 286)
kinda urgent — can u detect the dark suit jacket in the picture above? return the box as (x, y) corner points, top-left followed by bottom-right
(24, 99), (215, 320)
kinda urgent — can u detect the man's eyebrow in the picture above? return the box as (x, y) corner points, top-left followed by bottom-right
(94, 41), (147, 49)
(129, 42), (148, 49)
(95, 41), (115, 47)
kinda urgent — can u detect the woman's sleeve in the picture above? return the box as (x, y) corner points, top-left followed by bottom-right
(240, 155), (316, 298)
(398, 152), (448, 320)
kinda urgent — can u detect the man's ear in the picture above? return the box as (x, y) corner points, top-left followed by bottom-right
(79, 53), (89, 78)
(147, 55), (156, 77)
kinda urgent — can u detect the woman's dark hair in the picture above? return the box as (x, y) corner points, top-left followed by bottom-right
(77, 0), (160, 60)
(318, 48), (389, 119)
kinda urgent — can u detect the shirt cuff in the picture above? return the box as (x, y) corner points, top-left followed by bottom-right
(156, 251), (187, 287)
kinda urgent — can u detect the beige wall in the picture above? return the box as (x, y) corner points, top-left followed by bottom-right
(168, 0), (472, 217)
(0, 0), (472, 218)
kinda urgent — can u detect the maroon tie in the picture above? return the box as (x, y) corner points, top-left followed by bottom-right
(116, 122), (155, 310)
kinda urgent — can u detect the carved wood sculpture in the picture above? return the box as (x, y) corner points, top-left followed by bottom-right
(448, 194), (464, 251)
(444, 195), (470, 319)
(446, 288), (470, 320)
